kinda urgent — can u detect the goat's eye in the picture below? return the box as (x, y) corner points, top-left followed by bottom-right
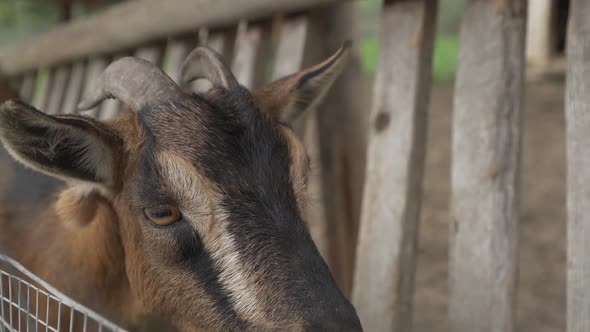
(144, 205), (181, 226)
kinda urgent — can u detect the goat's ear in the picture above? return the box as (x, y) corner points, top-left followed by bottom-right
(252, 42), (351, 123)
(0, 100), (121, 190)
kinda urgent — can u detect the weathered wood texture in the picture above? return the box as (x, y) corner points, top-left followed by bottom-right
(449, 1), (526, 332)
(31, 69), (51, 110)
(62, 60), (85, 114)
(271, 15), (332, 260)
(566, 1), (590, 331)
(19, 73), (36, 102)
(232, 21), (269, 89)
(164, 39), (194, 83)
(273, 16), (308, 79)
(134, 45), (164, 65)
(306, 1), (367, 297)
(207, 30), (237, 60)
(351, 1), (437, 330)
(0, 0), (349, 76)
(82, 57), (108, 117)
(46, 65), (71, 115)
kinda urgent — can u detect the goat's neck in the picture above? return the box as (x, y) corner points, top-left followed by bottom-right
(0, 187), (139, 326)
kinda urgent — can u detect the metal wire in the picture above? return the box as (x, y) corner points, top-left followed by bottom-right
(0, 253), (127, 332)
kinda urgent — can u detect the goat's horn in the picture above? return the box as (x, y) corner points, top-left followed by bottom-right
(180, 46), (239, 90)
(78, 57), (183, 111)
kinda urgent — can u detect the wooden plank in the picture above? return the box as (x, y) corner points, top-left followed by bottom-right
(351, 1), (437, 330)
(448, 1), (526, 332)
(163, 39), (194, 84)
(46, 65), (71, 114)
(198, 27), (209, 45)
(207, 31), (235, 58)
(0, 0), (350, 76)
(272, 15), (333, 260)
(62, 60), (86, 114)
(232, 21), (263, 89)
(31, 68), (51, 110)
(134, 45), (164, 65)
(19, 73), (36, 102)
(306, 2), (367, 296)
(566, 1), (590, 331)
(81, 57), (108, 117)
(252, 20), (274, 88)
(272, 16), (308, 80)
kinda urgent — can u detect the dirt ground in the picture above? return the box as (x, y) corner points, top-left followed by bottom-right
(413, 80), (566, 332)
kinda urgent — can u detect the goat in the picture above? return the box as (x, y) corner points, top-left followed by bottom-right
(0, 44), (363, 331)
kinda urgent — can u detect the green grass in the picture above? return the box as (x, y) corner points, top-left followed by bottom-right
(360, 34), (459, 83)
(433, 35), (459, 82)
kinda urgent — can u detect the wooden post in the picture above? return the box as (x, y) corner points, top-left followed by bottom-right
(46, 65), (71, 115)
(307, 0), (367, 297)
(19, 73), (36, 103)
(566, 1), (590, 331)
(62, 60), (86, 114)
(232, 21), (264, 89)
(31, 69), (51, 111)
(272, 16), (308, 79)
(271, 15), (332, 260)
(135, 45), (165, 65)
(449, 1), (526, 332)
(163, 39), (194, 83)
(82, 57), (108, 117)
(351, 1), (437, 330)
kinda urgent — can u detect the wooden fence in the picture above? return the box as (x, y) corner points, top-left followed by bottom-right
(0, 0), (589, 331)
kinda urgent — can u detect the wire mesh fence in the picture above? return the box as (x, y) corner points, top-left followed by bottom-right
(0, 254), (126, 332)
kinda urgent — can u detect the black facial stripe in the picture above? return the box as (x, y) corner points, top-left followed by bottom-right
(137, 94), (351, 321)
(172, 224), (248, 330)
(135, 124), (183, 205)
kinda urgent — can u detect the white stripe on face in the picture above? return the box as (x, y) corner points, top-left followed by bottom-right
(156, 152), (266, 323)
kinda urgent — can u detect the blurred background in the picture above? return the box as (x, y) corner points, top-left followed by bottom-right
(0, 1), (569, 331)
(0, 0), (465, 82)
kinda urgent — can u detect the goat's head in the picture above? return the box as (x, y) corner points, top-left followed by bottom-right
(0, 43), (362, 331)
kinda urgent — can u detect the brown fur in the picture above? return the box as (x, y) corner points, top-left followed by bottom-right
(0, 44), (361, 331)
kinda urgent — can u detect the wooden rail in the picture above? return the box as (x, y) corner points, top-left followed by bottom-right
(0, 0), (349, 76)
(566, 1), (590, 331)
